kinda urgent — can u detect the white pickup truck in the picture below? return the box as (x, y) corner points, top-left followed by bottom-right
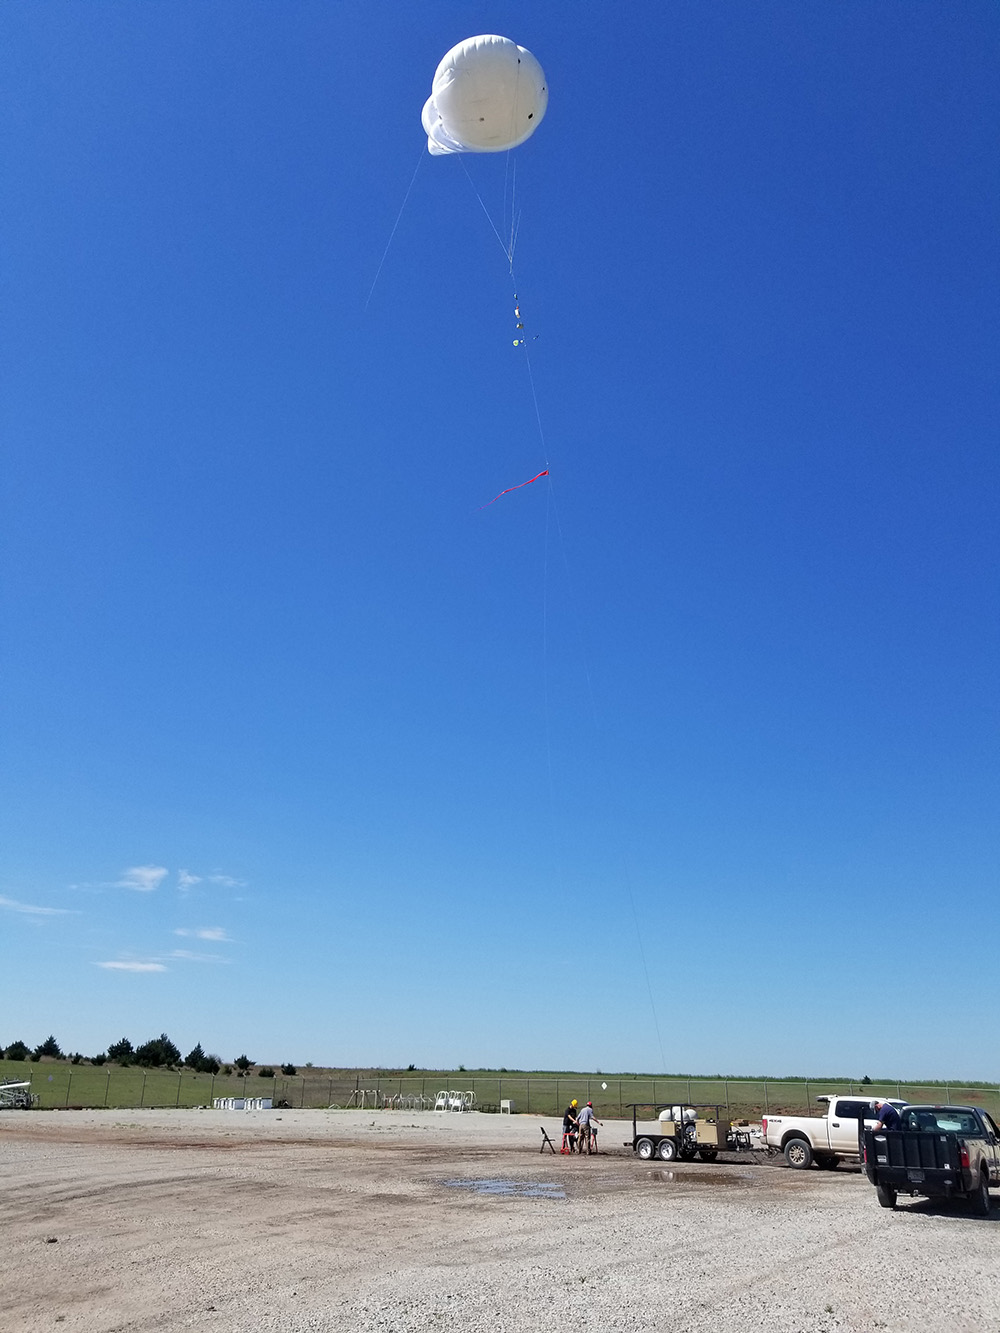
(762, 1095), (907, 1169)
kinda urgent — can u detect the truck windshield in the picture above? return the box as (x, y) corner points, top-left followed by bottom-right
(900, 1109), (982, 1135)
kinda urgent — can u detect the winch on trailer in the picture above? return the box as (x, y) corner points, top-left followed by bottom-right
(626, 1103), (755, 1163)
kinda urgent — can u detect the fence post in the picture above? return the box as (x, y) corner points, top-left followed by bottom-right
(140, 1071), (147, 1107)
(526, 1079), (530, 1114)
(104, 1069), (111, 1108)
(805, 1081), (810, 1107)
(65, 1068), (73, 1107)
(301, 1076), (306, 1108)
(725, 1080), (730, 1114)
(763, 1081), (768, 1113)
(175, 1073), (182, 1108)
(946, 1085), (952, 1102)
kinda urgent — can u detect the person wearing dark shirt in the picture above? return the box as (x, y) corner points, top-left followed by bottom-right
(562, 1099), (579, 1152)
(874, 1099), (902, 1131)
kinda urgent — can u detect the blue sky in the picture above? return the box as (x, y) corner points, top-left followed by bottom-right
(2, 2), (997, 1079)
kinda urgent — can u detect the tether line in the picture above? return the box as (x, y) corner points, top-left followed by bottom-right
(365, 148), (425, 311)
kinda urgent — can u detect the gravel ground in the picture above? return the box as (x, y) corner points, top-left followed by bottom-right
(2, 1108), (997, 1332)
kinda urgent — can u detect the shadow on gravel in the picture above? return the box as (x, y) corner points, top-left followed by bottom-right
(888, 1196), (999, 1222)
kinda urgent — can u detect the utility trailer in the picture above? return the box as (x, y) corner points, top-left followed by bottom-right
(626, 1103), (756, 1163)
(0, 1079), (35, 1109)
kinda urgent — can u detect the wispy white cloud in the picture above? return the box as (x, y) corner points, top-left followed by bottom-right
(174, 927), (230, 941)
(95, 960), (168, 973)
(0, 895), (76, 916)
(115, 865), (168, 892)
(176, 869), (244, 893)
(170, 949), (230, 964)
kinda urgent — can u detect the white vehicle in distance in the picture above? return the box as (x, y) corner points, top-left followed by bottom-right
(763, 1095), (908, 1169)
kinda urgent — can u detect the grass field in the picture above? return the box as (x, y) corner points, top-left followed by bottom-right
(3, 1059), (998, 1119)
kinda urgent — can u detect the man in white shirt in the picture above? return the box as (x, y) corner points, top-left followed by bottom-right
(577, 1102), (602, 1154)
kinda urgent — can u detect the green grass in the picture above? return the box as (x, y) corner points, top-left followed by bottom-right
(3, 1059), (998, 1119)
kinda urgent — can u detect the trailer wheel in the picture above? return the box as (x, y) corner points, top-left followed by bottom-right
(698, 1149), (718, 1162)
(656, 1138), (677, 1162)
(876, 1184), (897, 1209)
(783, 1137), (813, 1169)
(971, 1172), (991, 1217)
(636, 1137), (655, 1161)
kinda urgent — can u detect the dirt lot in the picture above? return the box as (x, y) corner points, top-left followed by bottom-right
(2, 1109), (997, 1332)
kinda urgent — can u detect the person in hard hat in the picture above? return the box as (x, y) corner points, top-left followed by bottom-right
(576, 1101), (603, 1155)
(562, 1099), (580, 1153)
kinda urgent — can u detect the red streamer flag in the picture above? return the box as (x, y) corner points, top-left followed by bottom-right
(478, 470), (549, 509)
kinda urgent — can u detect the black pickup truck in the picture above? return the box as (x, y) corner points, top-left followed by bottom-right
(862, 1105), (1000, 1215)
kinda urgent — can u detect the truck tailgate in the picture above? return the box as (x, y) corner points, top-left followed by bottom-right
(864, 1129), (962, 1181)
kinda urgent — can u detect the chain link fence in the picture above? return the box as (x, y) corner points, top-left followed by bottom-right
(5, 1063), (997, 1120)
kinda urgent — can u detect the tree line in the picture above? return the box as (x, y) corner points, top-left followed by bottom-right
(1, 1034), (298, 1078)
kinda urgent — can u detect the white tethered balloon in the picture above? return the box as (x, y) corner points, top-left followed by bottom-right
(421, 35), (548, 156)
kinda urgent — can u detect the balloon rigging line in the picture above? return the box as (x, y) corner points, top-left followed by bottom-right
(513, 237), (666, 1074)
(521, 341), (550, 468)
(507, 158), (518, 267)
(459, 157), (516, 268)
(365, 148), (425, 311)
(519, 277), (666, 1076)
(503, 150), (514, 256)
(542, 481), (669, 1075)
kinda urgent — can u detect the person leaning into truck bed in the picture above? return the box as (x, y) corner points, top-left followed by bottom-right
(873, 1099), (902, 1131)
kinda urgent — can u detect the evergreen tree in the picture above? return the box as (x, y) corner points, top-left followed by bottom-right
(185, 1043), (207, 1071)
(134, 1034), (181, 1068)
(107, 1037), (134, 1064)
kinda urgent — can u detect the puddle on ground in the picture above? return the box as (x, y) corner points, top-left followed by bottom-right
(648, 1170), (753, 1187)
(444, 1178), (566, 1200)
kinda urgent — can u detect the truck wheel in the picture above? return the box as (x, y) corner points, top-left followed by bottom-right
(636, 1137), (655, 1161)
(657, 1138), (677, 1162)
(971, 1172), (991, 1217)
(783, 1137), (813, 1169)
(699, 1149), (718, 1162)
(876, 1184), (897, 1209)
